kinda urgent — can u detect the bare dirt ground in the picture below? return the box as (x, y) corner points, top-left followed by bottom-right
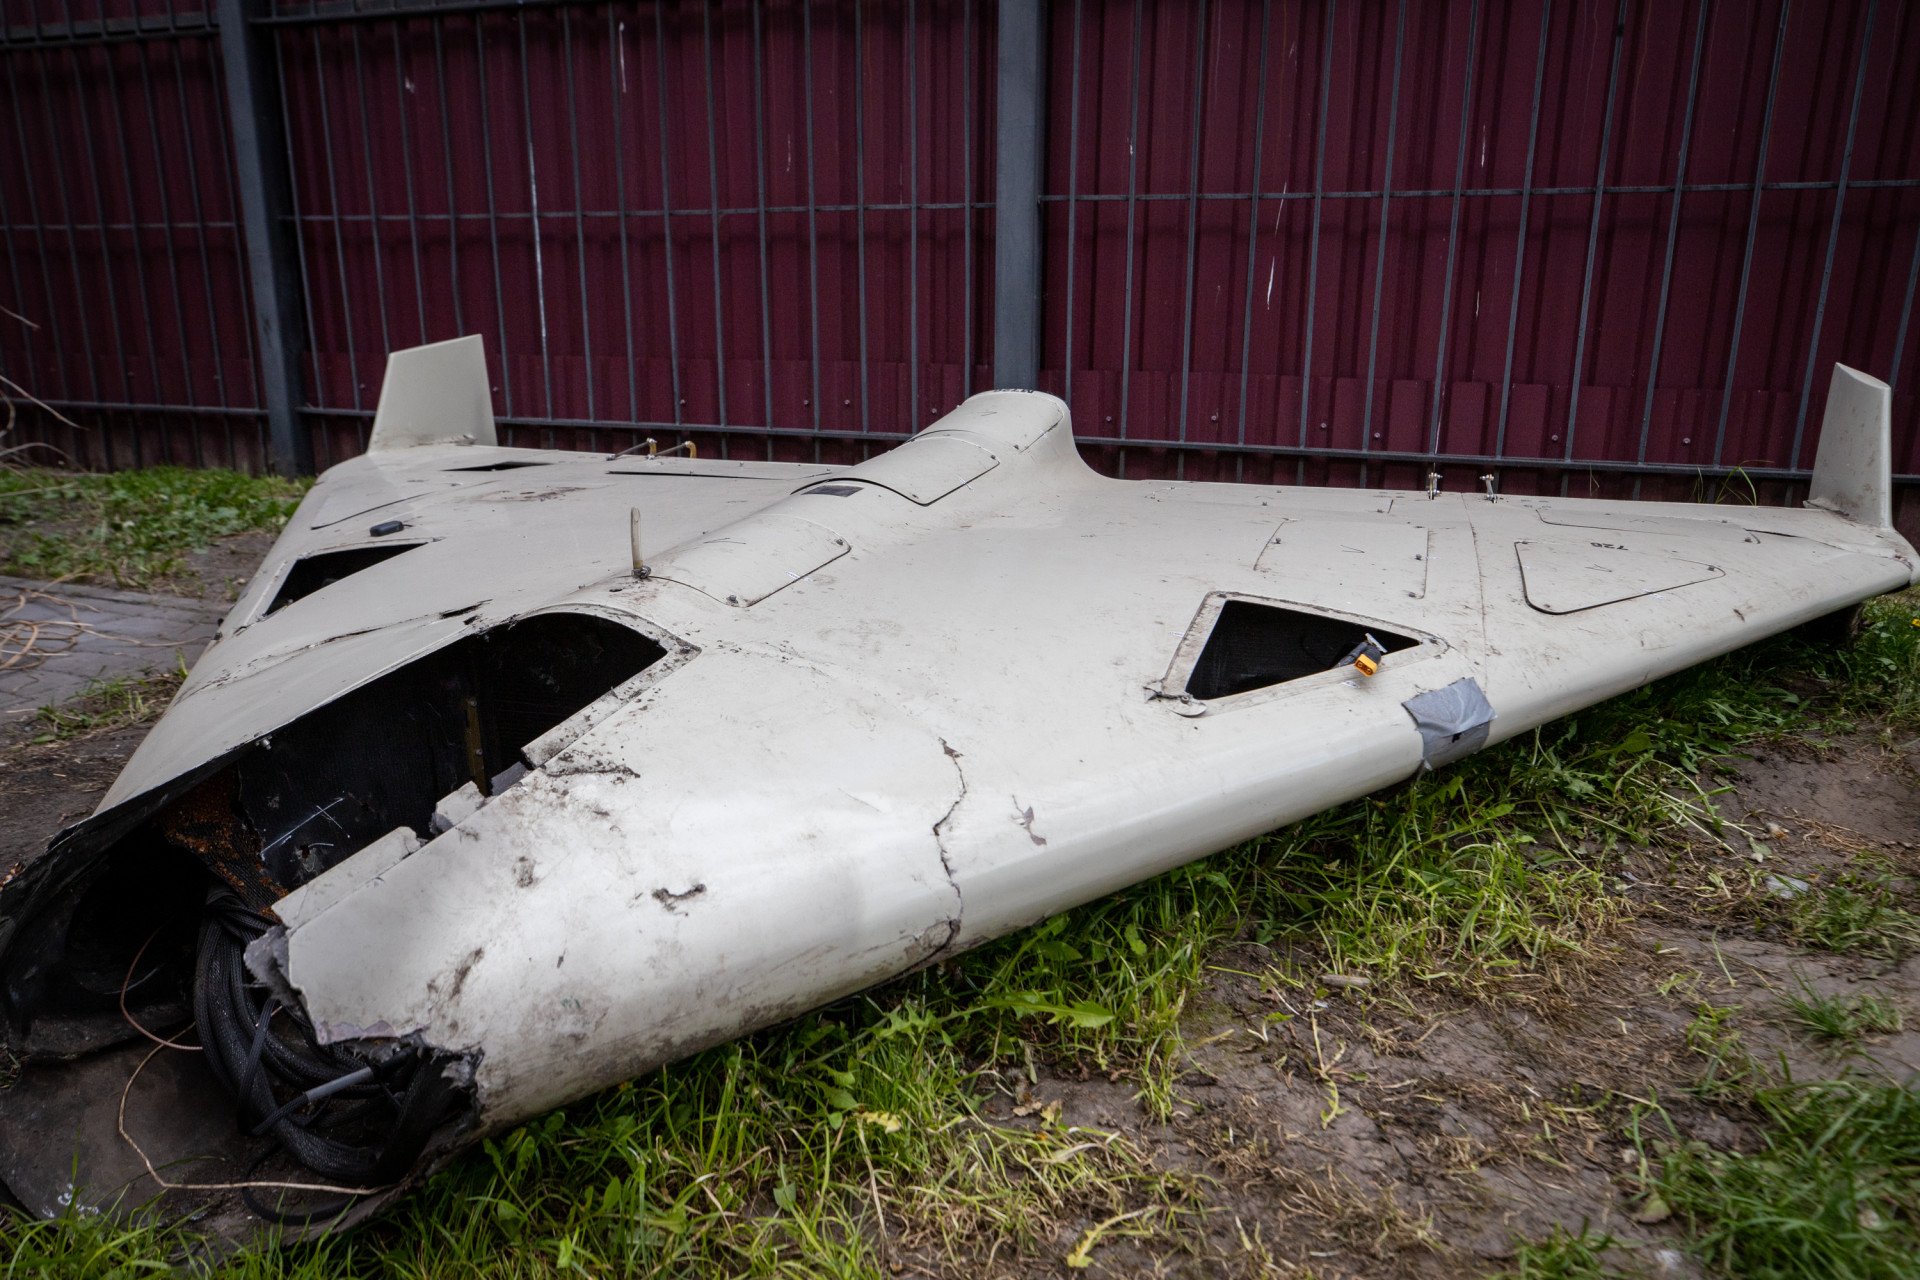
(175, 527), (278, 603)
(953, 730), (1920, 1278)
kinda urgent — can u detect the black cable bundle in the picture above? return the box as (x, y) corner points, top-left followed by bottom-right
(194, 887), (464, 1222)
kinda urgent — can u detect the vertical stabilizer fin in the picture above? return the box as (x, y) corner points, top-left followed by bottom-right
(368, 335), (498, 452)
(1806, 363), (1892, 528)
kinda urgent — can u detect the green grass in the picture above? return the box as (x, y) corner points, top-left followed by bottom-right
(1648, 1077), (1920, 1280)
(1488, 1225), (1636, 1280)
(2, 590), (1916, 1275)
(0, 465), (306, 590)
(6, 1012), (1198, 1278)
(1683, 1002), (1759, 1101)
(29, 662), (188, 745)
(1781, 977), (1903, 1048)
(1780, 869), (1920, 959)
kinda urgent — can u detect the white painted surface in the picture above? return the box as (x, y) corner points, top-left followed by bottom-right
(78, 342), (1918, 1134)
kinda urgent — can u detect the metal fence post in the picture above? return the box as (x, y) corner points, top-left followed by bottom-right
(993, 0), (1046, 390)
(217, 0), (309, 475)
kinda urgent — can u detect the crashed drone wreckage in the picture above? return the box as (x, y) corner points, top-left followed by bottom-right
(0, 336), (1913, 1236)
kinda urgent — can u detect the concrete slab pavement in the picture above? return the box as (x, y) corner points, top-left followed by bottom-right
(0, 575), (224, 723)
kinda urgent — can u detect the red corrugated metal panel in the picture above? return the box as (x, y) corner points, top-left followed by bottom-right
(3, 0), (1915, 542)
(0, 1), (265, 470)
(1038, 0), (1920, 510)
(267, 0), (997, 467)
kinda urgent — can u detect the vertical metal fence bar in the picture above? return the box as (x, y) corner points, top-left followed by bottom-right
(1062, 0), (1082, 404)
(1710, 0), (1790, 469)
(0, 170), (25, 352)
(348, 23), (392, 360)
(608, 6), (635, 425)
(960, 0), (973, 399)
(908, 0), (920, 424)
(1232, 0), (1272, 481)
(854, 0), (870, 433)
(218, 0), (307, 472)
(1634, 0), (1708, 483)
(1489, 0), (1551, 460)
(431, 17), (465, 338)
(48, 43), (135, 455)
(207, 8), (255, 466)
(0, 139), (43, 410)
(1359, 0), (1407, 482)
(1295, 0), (1338, 474)
(310, 27), (364, 415)
(1174, 0), (1210, 467)
(159, 0), (196, 445)
(133, 36), (200, 455)
(473, 15), (516, 417)
(1890, 223), (1920, 395)
(0, 114), (45, 449)
(389, 20), (428, 346)
(271, 28), (322, 457)
(560, 7), (594, 421)
(651, 3), (681, 430)
(209, 42), (262, 446)
(91, 28), (166, 432)
(145, 20), (189, 444)
(991, 0), (1043, 391)
(1424, 0), (1480, 461)
(751, 0), (774, 445)
(800, 0), (820, 438)
(179, 33), (226, 456)
(1115, 0), (1143, 455)
(699, 1), (727, 428)
(515, 13), (553, 431)
(1788, 0), (1876, 470)
(1559, 0), (1629, 486)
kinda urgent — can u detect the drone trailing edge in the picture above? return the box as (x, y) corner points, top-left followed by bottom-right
(0, 335), (1912, 1237)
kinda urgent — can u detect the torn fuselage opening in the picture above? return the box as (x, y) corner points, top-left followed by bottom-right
(199, 612), (665, 896)
(1185, 600), (1421, 700)
(0, 612), (664, 1206)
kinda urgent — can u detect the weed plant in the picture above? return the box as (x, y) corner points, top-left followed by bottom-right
(0, 466), (306, 589)
(1781, 868), (1920, 958)
(30, 662), (188, 744)
(1650, 1077), (1920, 1279)
(1489, 1224), (1635, 1280)
(1781, 977), (1903, 1048)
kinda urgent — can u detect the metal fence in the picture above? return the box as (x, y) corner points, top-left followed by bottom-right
(1, 2), (264, 469)
(4, 0), (1918, 528)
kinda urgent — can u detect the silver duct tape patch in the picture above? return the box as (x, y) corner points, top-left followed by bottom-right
(1402, 677), (1496, 769)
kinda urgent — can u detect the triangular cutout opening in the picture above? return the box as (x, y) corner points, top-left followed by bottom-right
(265, 543), (422, 615)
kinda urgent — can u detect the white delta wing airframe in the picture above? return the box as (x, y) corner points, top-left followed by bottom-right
(0, 336), (1913, 1235)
